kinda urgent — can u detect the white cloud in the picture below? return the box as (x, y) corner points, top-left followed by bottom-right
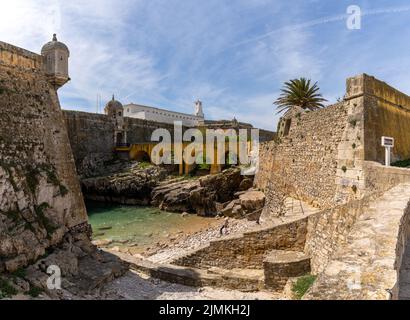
(0, 0), (161, 110)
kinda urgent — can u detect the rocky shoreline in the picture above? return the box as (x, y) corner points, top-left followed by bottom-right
(81, 160), (266, 220)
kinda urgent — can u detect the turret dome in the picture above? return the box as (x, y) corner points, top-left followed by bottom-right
(104, 95), (124, 118)
(105, 95), (123, 110)
(41, 34), (70, 56)
(41, 34), (70, 89)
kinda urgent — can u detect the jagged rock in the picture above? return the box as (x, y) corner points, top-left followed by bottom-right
(218, 190), (265, 220)
(92, 239), (113, 247)
(81, 164), (167, 205)
(22, 233), (128, 299)
(220, 200), (241, 218)
(151, 168), (249, 216)
(239, 191), (266, 212)
(239, 178), (254, 191)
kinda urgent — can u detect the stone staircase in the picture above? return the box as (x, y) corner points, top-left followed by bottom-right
(114, 250), (310, 292)
(111, 197), (319, 292)
(264, 250), (311, 291)
(113, 252), (265, 292)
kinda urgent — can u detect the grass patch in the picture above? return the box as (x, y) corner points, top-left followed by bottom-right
(34, 203), (57, 237)
(27, 164), (68, 197)
(45, 169), (59, 186)
(0, 278), (17, 299)
(26, 166), (40, 194)
(138, 161), (152, 169)
(349, 119), (357, 127)
(59, 185), (68, 197)
(392, 159), (410, 168)
(12, 268), (26, 279)
(198, 163), (211, 170)
(292, 275), (317, 300)
(4, 210), (19, 222)
(27, 286), (43, 298)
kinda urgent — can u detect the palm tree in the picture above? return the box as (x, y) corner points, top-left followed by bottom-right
(274, 78), (327, 115)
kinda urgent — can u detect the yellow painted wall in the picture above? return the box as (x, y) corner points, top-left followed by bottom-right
(362, 75), (410, 163)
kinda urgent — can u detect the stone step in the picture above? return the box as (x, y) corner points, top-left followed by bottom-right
(263, 250), (311, 291)
(113, 252), (265, 292)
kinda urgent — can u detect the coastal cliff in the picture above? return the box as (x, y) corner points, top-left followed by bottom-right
(0, 42), (89, 271)
(0, 41), (126, 299)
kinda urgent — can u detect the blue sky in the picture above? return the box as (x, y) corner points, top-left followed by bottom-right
(1, 0), (410, 130)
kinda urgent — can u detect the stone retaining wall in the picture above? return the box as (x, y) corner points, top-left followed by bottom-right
(264, 250), (310, 291)
(304, 183), (410, 300)
(116, 252), (264, 292)
(173, 217), (309, 270)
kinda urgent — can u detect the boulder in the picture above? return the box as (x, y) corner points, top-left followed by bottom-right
(239, 178), (254, 191)
(82, 164), (167, 205)
(218, 190), (266, 220)
(239, 191), (266, 212)
(151, 167), (246, 216)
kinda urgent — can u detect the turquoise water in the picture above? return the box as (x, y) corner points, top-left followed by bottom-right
(86, 201), (211, 248)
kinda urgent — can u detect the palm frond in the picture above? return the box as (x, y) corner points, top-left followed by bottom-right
(274, 78), (327, 115)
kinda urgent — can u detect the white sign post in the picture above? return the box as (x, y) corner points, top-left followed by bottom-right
(381, 136), (394, 167)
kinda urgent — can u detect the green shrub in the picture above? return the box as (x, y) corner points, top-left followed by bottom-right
(5, 210), (19, 222)
(12, 268), (26, 279)
(26, 167), (40, 194)
(138, 162), (152, 169)
(341, 166), (347, 173)
(392, 159), (410, 168)
(59, 185), (68, 197)
(292, 275), (316, 300)
(27, 286), (43, 298)
(0, 278), (17, 299)
(34, 203), (57, 237)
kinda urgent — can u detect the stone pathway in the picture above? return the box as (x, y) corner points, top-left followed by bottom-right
(101, 270), (282, 300)
(305, 183), (410, 300)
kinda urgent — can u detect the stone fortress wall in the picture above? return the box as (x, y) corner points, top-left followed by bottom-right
(166, 74), (410, 298)
(256, 101), (352, 210)
(255, 74), (410, 299)
(0, 41), (88, 272)
(4, 34), (410, 298)
(359, 74), (410, 163)
(256, 74), (410, 212)
(63, 110), (177, 176)
(63, 110), (276, 177)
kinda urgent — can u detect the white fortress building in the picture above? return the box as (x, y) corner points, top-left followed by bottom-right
(124, 100), (205, 127)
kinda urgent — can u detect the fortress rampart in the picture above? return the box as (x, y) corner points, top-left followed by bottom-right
(0, 41), (43, 71)
(255, 74), (410, 299)
(0, 41), (88, 272)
